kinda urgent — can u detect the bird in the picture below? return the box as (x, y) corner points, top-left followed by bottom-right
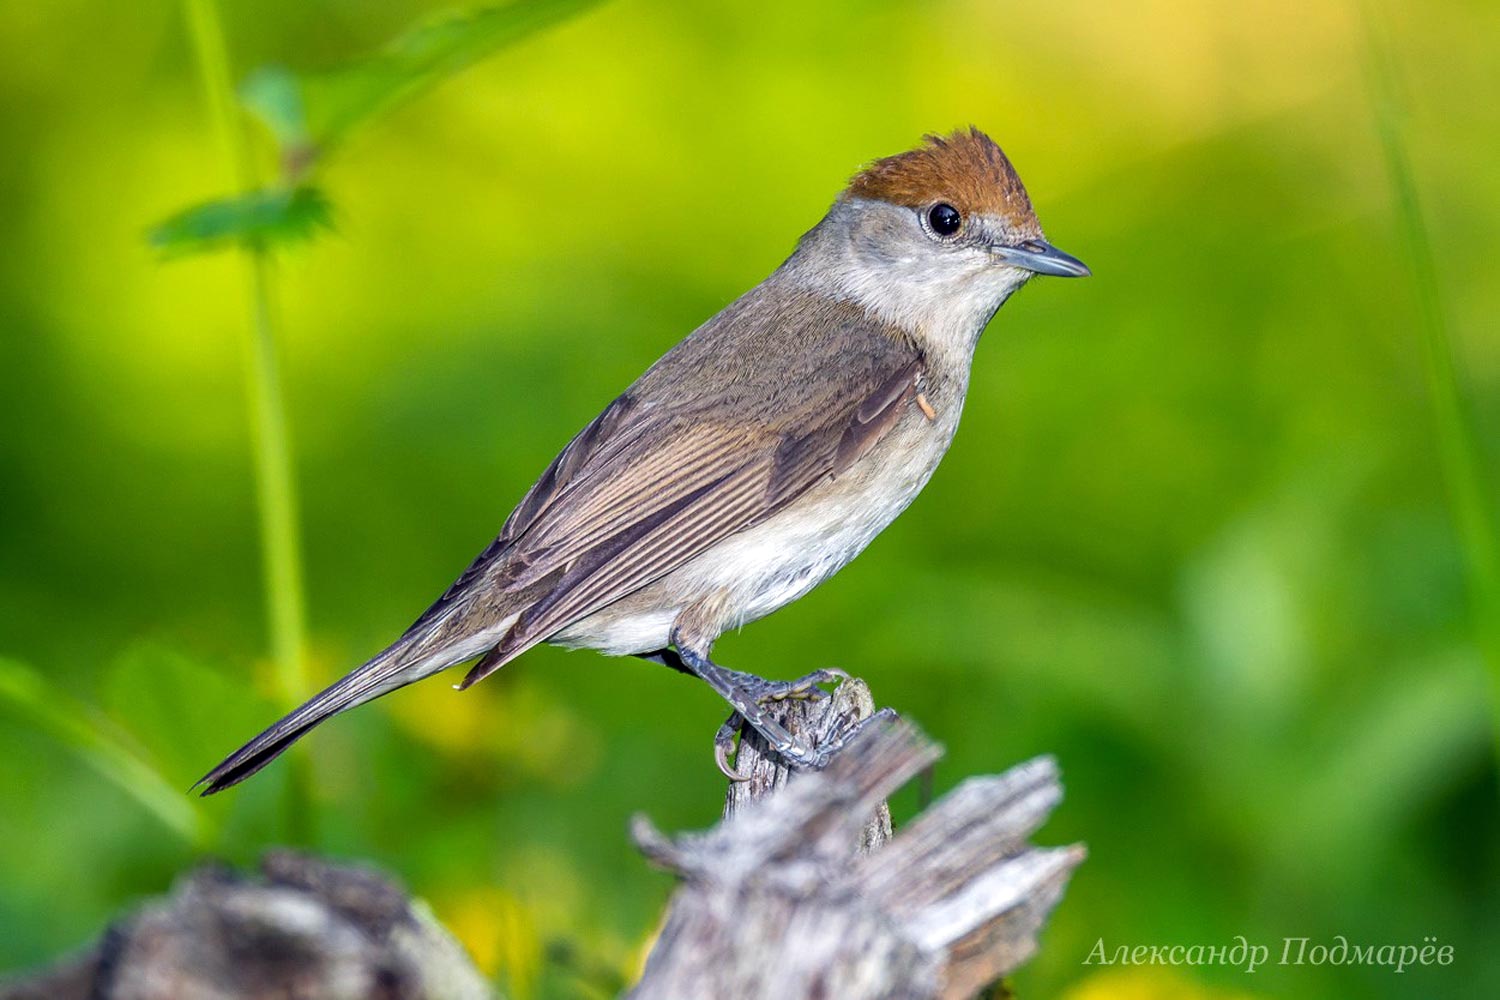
(197, 127), (1089, 795)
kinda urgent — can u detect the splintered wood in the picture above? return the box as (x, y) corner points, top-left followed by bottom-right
(628, 681), (1083, 999)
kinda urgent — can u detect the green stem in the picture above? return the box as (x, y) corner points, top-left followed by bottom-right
(243, 250), (309, 709)
(0, 658), (210, 848)
(1361, 2), (1500, 765)
(184, 0), (314, 839)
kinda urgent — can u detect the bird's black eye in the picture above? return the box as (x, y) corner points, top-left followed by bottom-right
(928, 203), (962, 236)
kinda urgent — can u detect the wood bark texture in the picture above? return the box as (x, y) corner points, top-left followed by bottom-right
(0, 680), (1079, 1000)
(0, 851), (493, 1000)
(629, 680), (1083, 1000)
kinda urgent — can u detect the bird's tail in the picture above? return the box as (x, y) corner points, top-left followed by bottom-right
(193, 632), (472, 796)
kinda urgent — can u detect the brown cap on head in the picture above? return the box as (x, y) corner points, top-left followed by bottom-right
(845, 128), (1041, 233)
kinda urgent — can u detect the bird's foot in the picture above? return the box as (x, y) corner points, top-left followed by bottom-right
(662, 630), (867, 781)
(712, 670), (888, 782)
(732, 666), (850, 703)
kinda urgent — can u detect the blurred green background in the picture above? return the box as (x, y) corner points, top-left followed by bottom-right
(1, 0), (1497, 997)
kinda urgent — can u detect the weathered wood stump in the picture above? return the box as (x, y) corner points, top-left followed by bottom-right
(629, 679), (1083, 999)
(0, 851), (493, 1000)
(1, 678), (1080, 1000)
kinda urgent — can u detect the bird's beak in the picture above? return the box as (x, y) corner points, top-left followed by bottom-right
(993, 239), (1091, 278)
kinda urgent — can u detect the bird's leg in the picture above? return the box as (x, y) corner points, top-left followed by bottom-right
(634, 648), (695, 676)
(639, 648), (757, 776)
(714, 703), (901, 780)
(667, 627), (852, 779)
(637, 648), (846, 699)
(716, 664), (850, 702)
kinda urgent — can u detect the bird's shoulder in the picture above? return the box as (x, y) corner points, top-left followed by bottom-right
(630, 280), (923, 426)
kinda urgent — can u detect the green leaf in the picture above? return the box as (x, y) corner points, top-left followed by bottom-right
(148, 186), (333, 256)
(1360, 1), (1500, 765)
(241, 65), (310, 155)
(0, 656), (206, 846)
(246, 0), (605, 162)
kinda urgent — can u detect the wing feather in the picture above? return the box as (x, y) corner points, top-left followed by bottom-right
(428, 293), (927, 685)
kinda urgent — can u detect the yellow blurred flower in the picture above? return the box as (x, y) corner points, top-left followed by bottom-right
(1062, 968), (1265, 1000)
(386, 672), (602, 785)
(435, 885), (542, 999)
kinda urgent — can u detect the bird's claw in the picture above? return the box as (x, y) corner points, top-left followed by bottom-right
(714, 713), (752, 781)
(715, 711), (827, 781)
(713, 668), (852, 780)
(742, 666), (850, 703)
(713, 674), (892, 781)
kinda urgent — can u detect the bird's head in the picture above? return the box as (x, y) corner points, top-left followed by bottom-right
(791, 128), (1088, 345)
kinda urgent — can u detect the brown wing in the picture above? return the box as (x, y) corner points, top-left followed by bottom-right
(407, 391), (647, 633)
(411, 291), (925, 684)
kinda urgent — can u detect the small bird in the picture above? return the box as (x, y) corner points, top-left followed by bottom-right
(198, 127), (1088, 794)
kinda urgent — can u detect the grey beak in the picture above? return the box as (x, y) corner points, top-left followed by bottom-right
(994, 239), (1091, 277)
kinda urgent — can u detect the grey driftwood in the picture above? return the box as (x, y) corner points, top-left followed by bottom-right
(1, 679), (1080, 1000)
(0, 851), (492, 1000)
(628, 679), (1084, 999)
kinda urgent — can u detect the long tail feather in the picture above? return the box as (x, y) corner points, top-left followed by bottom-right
(195, 640), (457, 796)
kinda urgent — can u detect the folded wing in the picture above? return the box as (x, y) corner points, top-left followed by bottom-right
(425, 300), (927, 686)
